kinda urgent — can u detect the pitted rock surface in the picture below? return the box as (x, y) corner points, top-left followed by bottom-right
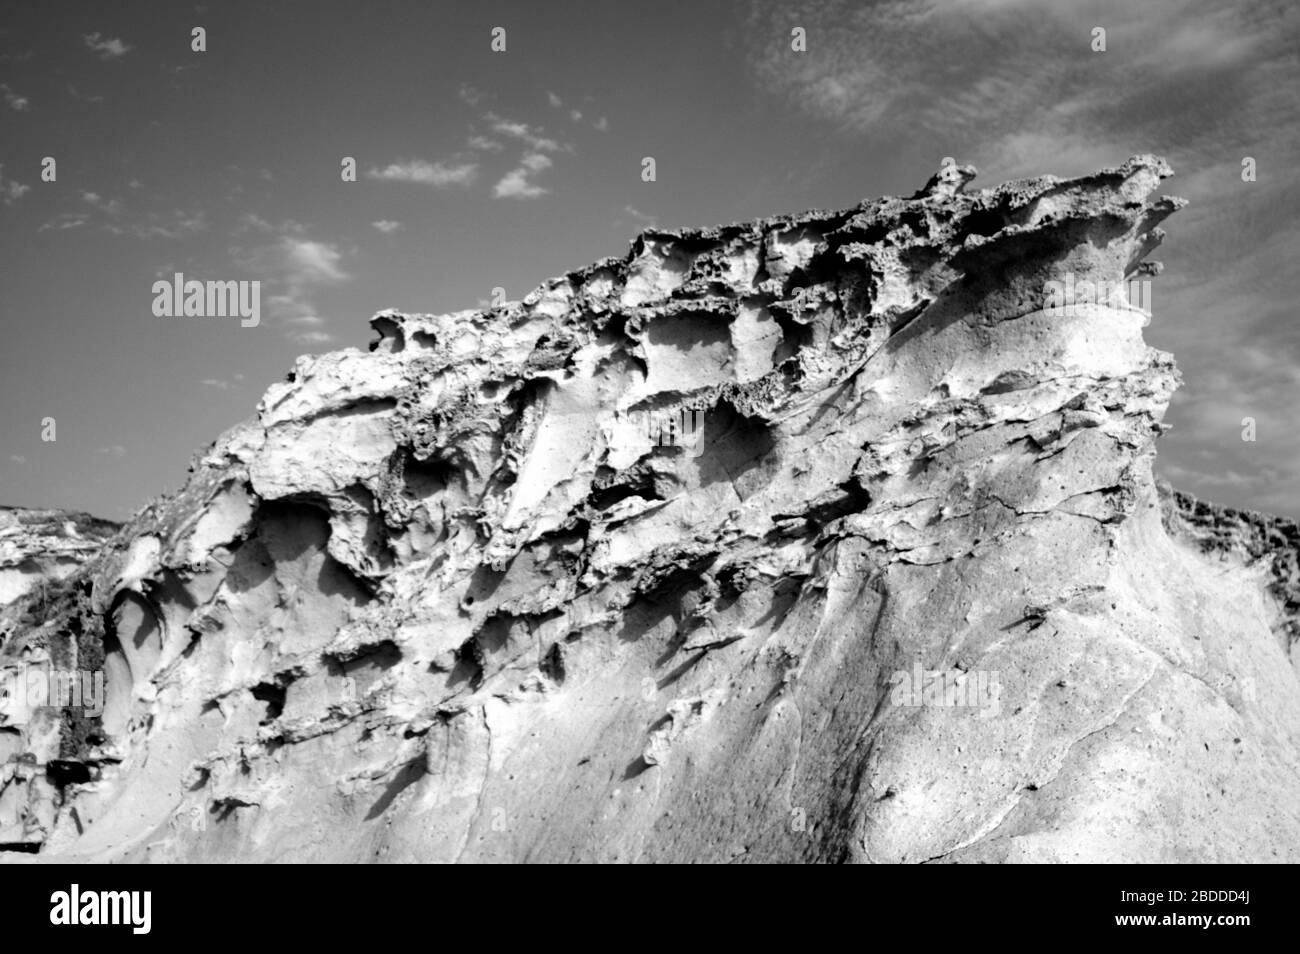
(3, 156), (1298, 862)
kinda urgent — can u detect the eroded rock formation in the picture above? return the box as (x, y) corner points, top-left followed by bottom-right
(3, 156), (1299, 862)
(0, 508), (117, 609)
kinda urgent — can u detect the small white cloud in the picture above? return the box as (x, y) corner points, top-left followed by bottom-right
(493, 149), (556, 199)
(239, 212), (298, 234)
(293, 331), (335, 345)
(458, 83), (487, 106)
(467, 134), (504, 152)
(282, 238), (347, 283)
(83, 32), (131, 60)
(547, 91), (563, 108)
(39, 213), (89, 231)
(494, 168), (548, 200)
(1, 84), (28, 110)
(96, 445), (127, 458)
(0, 164), (29, 205)
(82, 191), (124, 215)
(520, 153), (553, 173)
(485, 113), (563, 152)
(624, 205), (658, 228)
(9, 455), (27, 464)
(200, 374), (245, 391)
(569, 109), (583, 122)
(366, 159), (478, 187)
(67, 84), (104, 103)
(371, 219), (403, 235)
(594, 117), (609, 132)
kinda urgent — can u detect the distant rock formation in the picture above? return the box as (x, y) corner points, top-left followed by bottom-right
(0, 508), (117, 608)
(3, 156), (1298, 862)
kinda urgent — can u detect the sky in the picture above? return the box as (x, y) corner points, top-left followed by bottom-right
(1, 0), (1298, 520)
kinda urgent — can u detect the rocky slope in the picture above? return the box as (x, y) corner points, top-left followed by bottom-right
(0, 508), (117, 609)
(3, 155), (1298, 862)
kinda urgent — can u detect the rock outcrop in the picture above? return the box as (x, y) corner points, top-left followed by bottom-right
(0, 508), (117, 609)
(3, 155), (1298, 862)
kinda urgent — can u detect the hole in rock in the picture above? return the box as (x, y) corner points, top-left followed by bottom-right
(46, 760), (92, 788)
(251, 682), (287, 724)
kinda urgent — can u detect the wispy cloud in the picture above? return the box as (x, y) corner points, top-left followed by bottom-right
(1, 83), (28, 110)
(0, 164), (29, 204)
(744, 0), (1286, 178)
(543, 91), (607, 131)
(485, 113), (563, 153)
(480, 110), (571, 199)
(96, 445), (127, 458)
(123, 210), (206, 239)
(238, 217), (350, 345)
(59, 191), (207, 239)
(494, 153), (554, 199)
(82, 191), (123, 216)
(38, 213), (89, 231)
(83, 32), (131, 60)
(281, 237), (347, 283)
(371, 219), (403, 235)
(622, 205), (658, 229)
(200, 373), (244, 391)
(458, 83), (488, 107)
(67, 83), (104, 103)
(366, 159), (478, 187)
(293, 332), (335, 345)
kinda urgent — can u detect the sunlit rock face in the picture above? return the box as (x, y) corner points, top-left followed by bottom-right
(3, 156), (1299, 863)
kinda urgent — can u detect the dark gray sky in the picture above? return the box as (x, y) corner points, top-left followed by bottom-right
(2, 0), (1298, 519)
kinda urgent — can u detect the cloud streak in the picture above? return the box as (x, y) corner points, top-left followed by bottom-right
(83, 32), (131, 60)
(366, 159), (478, 187)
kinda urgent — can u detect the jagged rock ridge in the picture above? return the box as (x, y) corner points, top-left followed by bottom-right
(2, 156), (1299, 862)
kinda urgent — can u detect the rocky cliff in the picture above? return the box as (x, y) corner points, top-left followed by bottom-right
(3, 155), (1298, 862)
